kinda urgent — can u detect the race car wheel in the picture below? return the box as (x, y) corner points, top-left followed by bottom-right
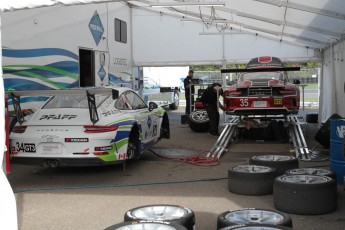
(228, 165), (276, 195)
(188, 109), (210, 132)
(124, 204), (195, 230)
(249, 155), (299, 176)
(105, 220), (187, 230)
(169, 92), (179, 110)
(217, 208), (293, 229)
(219, 224), (294, 230)
(284, 167), (336, 179)
(273, 174), (337, 215)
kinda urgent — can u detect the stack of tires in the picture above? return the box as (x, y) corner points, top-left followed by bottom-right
(228, 155), (299, 196)
(105, 204), (195, 230)
(274, 168), (338, 215)
(226, 154), (338, 228)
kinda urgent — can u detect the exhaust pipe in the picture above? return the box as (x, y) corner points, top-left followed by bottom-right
(50, 160), (59, 168)
(43, 161), (51, 168)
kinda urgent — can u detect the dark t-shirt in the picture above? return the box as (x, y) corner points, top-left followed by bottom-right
(184, 76), (195, 95)
(201, 84), (219, 105)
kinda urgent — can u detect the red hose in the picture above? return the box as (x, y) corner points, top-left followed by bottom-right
(148, 149), (220, 166)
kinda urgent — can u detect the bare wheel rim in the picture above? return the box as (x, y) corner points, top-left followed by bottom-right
(281, 175), (331, 184)
(233, 165), (272, 173)
(288, 168), (332, 176)
(173, 94), (179, 106)
(190, 110), (208, 122)
(224, 209), (284, 225)
(116, 223), (177, 230)
(254, 155), (294, 161)
(132, 206), (187, 220)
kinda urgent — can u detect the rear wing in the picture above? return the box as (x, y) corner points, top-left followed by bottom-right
(5, 88), (119, 125)
(221, 67), (300, 73)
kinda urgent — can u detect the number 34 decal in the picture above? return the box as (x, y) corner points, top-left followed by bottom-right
(240, 99), (249, 107)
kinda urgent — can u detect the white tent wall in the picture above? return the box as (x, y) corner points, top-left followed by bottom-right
(320, 40), (345, 122)
(132, 8), (318, 66)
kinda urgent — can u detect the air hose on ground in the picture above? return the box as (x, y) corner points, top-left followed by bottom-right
(147, 149), (220, 166)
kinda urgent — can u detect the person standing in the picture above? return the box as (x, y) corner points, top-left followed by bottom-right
(200, 83), (227, 136)
(183, 70), (195, 115)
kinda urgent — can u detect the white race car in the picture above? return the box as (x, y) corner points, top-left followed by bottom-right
(7, 87), (170, 167)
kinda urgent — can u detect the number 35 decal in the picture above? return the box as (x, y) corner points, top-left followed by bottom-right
(240, 99), (249, 107)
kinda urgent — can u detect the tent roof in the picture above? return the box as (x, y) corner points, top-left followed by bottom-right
(127, 0), (345, 52)
(1, 0), (345, 63)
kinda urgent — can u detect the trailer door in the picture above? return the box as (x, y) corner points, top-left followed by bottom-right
(79, 48), (94, 87)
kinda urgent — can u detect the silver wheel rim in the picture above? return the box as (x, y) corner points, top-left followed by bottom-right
(254, 155), (294, 161)
(190, 110), (209, 122)
(131, 206), (187, 220)
(116, 223), (177, 230)
(224, 209), (284, 225)
(233, 165), (272, 173)
(281, 174), (331, 183)
(288, 168), (332, 176)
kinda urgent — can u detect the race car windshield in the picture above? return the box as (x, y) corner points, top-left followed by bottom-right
(241, 72), (284, 81)
(42, 94), (110, 109)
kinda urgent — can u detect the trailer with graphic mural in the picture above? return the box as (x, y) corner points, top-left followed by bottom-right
(2, 2), (133, 109)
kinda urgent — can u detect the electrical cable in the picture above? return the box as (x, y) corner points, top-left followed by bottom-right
(147, 149), (220, 167)
(13, 177), (227, 194)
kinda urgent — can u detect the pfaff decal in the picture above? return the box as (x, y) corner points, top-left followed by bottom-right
(65, 138), (89, 143)
(39, 114), (77, 120)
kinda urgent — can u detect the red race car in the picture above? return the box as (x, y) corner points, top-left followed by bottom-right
(222, 56), (301, 115)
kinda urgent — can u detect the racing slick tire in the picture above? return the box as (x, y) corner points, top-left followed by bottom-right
(169, 92), (179, 110)
(284, 167), (336, 179)
(188, 109), (210, 132)
(105, 220), (187, 230)
(249, 155), (299, 176)
(218, 224), (293, 230)
(124, 204), (195, 230)
(217, 208), (293, 229)
(228, 165), (276, 196)
(273, 174), (337, 215)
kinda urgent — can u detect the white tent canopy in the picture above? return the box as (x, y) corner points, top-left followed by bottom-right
(0, 1), (344, 229)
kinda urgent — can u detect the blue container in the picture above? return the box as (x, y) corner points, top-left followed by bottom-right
(330, 119), (345, 184)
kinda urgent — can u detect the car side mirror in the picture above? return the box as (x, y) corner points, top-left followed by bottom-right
(149, 102), (158, 111)
(293, 79), (300, 85)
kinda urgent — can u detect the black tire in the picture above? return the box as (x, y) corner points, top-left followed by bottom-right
(188, 109), (210, 132)
(285, 167), (336, 179)
(217, 208), (293, 229)
(219, 224), (294, 230)
(105, 220), (187, 230)
(124, 204), (195, 230)
(228, 165), (276, 196)
(169, 92), (179, 110)
(249, 155), (299, 176)
(306, 113), (318, 123)
(273, 174), (337, 215)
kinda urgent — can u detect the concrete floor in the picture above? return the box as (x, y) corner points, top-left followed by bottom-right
(7, 107), (345, 230)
